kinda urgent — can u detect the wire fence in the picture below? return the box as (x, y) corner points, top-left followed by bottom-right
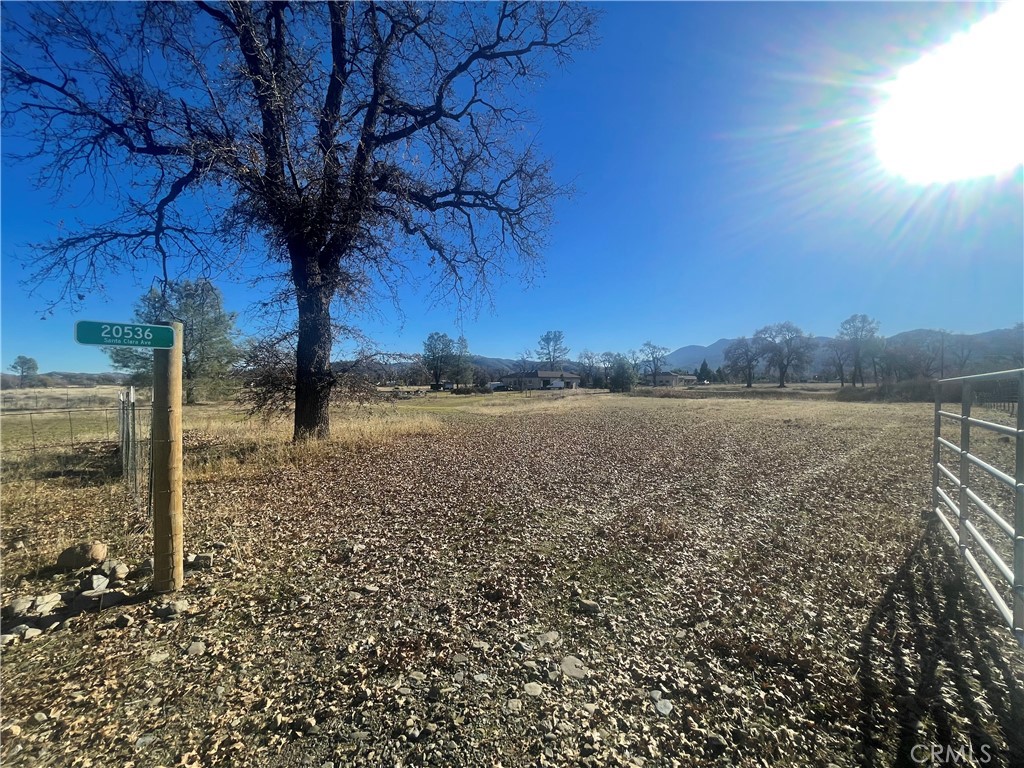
(0, 389), (123, 412)
(1, 388), (153, 520)
(117, 387), (151, 513)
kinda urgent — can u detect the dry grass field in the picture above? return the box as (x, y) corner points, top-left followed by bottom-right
(1, 393), (1022, 767)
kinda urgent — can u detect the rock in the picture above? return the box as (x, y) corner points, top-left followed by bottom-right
(32, 712), (48, 724)
(71, 589), (109, 612)
(655, 699), (673, 717)
(56, 541), (107, 570)
(187, 641), (206, 656)
(706, 734), (728, 756)
(523, 682), (543, 697)
(583, 703), (597, 715)
(194, 553), (215, 568)
(536, 631), (561, 647)
(409, 671), (427, 683)
(111, 562), (131, 581)
(154, 599), (189, 619)
(148, 651), (170, 664)
(451, 654), (469, 665)
(37, 616), (62, 632)
(10, 624), (33, 637)
(32, 594), (63, 614)
(359, 584), (379, 595)
(648, 690), (662, 702)
(5, 597), (33, 618)
(560, 656), (588, 680)
(23, 628), (43, 641)
(12, 540), (25, 550)
(211, 541), (228, 550)
(135, 734), (156, 750)
(3, 724), (22, 739)
(129, 558), (155, 580)
(470, 640), (490, 652)
(513, 640), (532, 653)
(1, 634), (16, 646)
(506, 699), (523, 713)
(576, 599), (601, 615)
(100, 590), (128, 609)
(472, 673), (489, 683)
(115, 615), (134, 629)
(81, 574), (110, 592)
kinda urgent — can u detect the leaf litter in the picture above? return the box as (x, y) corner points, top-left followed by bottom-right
(2, 396), (1022, 767)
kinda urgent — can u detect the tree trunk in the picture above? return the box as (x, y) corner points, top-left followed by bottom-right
(778, 364), (787, 388)
(293, 275), (334, 442)
(745, 366), (753, 388)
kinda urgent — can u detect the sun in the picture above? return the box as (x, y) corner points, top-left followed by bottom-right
(872, 2), (1024, 185)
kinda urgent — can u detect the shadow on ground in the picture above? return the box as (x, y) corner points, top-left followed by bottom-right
(857, 520), (1024, 767)
(1, 443), (122, 486)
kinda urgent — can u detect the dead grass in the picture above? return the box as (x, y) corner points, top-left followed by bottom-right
(180, 404), (444, 481)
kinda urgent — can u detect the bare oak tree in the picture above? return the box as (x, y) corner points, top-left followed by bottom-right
(577, 348), (599, 387)
(826, 337), (852, 387)
(723, 337), (761, 388)
(535, 330), (570, 370)
(836, 314), (880, 387)
(640, 341), (669, 385)
(3, 2), (597, 440)
(754, 322), (815, 388)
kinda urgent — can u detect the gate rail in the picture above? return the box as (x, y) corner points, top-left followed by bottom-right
(932, 368), (1023, 646)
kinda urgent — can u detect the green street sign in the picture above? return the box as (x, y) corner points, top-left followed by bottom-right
(75, 321), (175, 349)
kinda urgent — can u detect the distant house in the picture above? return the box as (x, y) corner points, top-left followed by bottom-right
(500, 370), (581, 390)
(647, 372), (697, 387)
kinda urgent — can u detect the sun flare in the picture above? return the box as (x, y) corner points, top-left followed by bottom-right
(872, 2), (1024, 184)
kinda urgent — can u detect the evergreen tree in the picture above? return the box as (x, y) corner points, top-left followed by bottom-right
(9, 356), (38, 388)
(608, 355), (638, 393)
(107, 280), (240, 403)
(697, 359), (713, 383)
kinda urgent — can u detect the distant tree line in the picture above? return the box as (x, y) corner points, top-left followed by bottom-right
(719, 316), (1023, 388)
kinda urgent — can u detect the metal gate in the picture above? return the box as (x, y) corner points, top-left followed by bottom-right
(932, 368), (1023, 646)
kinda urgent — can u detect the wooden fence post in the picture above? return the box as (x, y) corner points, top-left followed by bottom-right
(152, 321), (184, 593)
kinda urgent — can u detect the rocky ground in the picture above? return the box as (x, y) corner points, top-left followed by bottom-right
(1, 396), (1022, 767)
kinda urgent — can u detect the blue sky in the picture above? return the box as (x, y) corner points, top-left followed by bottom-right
(3, 2), (1021, 373)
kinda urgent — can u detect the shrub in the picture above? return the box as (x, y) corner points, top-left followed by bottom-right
(450, 386), (492, 395)
(833, 378), (963, 403)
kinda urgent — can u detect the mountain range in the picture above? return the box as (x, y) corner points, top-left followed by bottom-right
(459, 326), (1022, 376)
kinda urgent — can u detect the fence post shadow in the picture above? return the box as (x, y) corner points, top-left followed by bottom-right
(856, 520), (1024, 767)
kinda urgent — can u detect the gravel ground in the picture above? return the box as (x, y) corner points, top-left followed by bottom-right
(2, 396), (1021, 767)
